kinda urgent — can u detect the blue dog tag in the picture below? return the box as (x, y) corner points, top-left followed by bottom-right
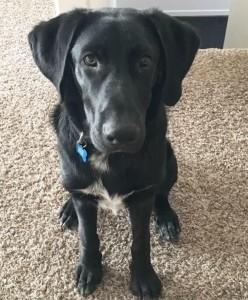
(76, 143), (88, 162)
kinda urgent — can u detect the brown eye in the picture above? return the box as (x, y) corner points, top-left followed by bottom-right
(138, 56), (152, 69)
(83, 54), (98, 67)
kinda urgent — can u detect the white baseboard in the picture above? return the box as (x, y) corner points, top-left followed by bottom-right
(165, 9), (230, 17)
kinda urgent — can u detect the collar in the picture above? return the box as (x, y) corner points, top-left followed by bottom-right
(76, 132), (88, 163)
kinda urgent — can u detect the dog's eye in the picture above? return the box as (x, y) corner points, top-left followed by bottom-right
(82, 54), (98, 67)
(138, 56), (152, 69)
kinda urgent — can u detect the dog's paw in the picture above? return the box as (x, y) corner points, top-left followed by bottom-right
(130, 264), (161, 299)
(58, 198), (78, 230)
(155, 208), (181, 242)
(76, 262), (102, 296)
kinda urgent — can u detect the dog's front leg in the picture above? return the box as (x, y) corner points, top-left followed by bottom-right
(72, 193), (102, 296)
(129, 197), (162, 299)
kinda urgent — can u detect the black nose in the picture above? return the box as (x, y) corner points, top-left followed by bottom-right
(103, 123), (140, 146)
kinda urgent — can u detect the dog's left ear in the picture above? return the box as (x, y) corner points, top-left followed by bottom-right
(28, 9), (89, 94)
(145, 10), (200, 106)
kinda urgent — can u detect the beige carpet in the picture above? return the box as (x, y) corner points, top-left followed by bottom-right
(1, 1), (248, 299)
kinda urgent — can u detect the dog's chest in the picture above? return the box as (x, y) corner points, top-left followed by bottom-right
(76, 180), (127, 215)
(73, 152), (154, 214)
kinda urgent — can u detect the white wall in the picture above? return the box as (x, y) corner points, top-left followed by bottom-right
(54, 0), (114, 14)
(224, 0), (248, 48)
(54, 0), (87, 14)
(115, 0), (231, 16)
(55, 0), (231, 16)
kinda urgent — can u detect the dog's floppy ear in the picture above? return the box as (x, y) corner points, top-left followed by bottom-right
(28, 9), (88, 93)
(145, 10), (200, 106)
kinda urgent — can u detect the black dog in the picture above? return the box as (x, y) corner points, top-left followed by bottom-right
(28, 8), (199, 299)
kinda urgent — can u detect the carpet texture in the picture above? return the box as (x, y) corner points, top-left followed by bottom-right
(1, 1), (248, 299)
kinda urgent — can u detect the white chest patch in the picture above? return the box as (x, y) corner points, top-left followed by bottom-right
(74, 180), (128, 215)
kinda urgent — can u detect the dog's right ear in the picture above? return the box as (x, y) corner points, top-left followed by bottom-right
(28, 9), (89, 93)
(144, 10), (199, 106)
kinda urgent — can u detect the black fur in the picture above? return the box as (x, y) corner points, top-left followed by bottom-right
(28, 8), (199, 299)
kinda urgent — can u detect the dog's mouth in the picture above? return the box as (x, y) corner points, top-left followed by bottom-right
(91, 132), (145, 155)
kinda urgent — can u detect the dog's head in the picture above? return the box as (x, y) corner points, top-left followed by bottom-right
(28, 8), (199, 154)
